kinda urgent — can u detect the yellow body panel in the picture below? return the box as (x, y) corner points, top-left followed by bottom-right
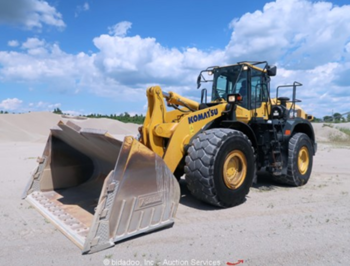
(163, 104), (227, 172)
(165, 108), (189, 123)
(154, 123), (178, 138)
(235, 103), (270, 122)
(167, 91), (199, 111)
(270, 98), (309, 119)
(215, 62), (267, 73)
(141, 86), (227, 173)
(141, 86), (166, 157)
(235, 106), (251, 123)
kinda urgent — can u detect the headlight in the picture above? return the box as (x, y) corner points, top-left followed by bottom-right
(227, 94), (243, 103)
(228, 95), (236, 103)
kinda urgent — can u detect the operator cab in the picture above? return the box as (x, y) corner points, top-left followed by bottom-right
(197, 62), (276, 111)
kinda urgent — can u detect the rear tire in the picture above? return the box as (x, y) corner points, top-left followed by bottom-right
(273, 133), (313, 186)
(184, 128), (256, 207)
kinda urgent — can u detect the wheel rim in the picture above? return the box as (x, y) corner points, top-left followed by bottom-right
(223, 150), (247, 189)
(298, 146), (309, 175)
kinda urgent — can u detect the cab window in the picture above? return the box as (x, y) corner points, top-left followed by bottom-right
(213, 75), (235, 100)
(249, 69), (268, 109)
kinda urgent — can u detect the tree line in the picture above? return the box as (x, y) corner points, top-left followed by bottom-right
(3, 107), (349, 124)
(86, 112), (145, 124)
(53, 108), (145, 124)
(323, 112), (350, 123)
(52, 108), (350, 123)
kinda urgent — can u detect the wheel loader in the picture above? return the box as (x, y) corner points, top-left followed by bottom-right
(23, 61), (317, 253)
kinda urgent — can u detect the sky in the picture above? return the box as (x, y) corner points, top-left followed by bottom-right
(1, 0), (350, 118)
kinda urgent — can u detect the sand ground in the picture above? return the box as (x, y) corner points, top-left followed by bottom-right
(0, 113), (349, 266)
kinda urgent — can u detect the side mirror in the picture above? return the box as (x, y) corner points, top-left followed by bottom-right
(267, 66), (277, 76)
(197, 74), (201, 89)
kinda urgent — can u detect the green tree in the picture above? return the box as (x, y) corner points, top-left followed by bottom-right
(323, 115), (332, 122)
(83, 111), (145, 124)
(347, 113), (350, 122)
(53, 108), (63, 114)
(333, 112), (342, 122)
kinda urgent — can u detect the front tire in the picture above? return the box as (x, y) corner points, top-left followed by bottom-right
(184, 128), (255, 207)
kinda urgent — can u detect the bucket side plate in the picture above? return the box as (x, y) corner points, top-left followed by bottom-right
(83, 136), (180, 254)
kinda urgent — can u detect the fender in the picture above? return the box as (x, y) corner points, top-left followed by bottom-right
(226, 121), (258, 151)
(283, 118), (317, 154)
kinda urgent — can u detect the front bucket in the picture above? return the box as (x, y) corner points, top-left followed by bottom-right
(23, 121), (180, 254)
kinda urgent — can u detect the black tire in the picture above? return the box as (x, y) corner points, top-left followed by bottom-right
(184, 128), (256, 207)
(273, 133), (313, 186)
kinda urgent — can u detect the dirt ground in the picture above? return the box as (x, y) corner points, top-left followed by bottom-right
(0, 115), (349, 266)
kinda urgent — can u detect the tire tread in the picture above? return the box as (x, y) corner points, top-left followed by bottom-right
(185, 128), (255, 207)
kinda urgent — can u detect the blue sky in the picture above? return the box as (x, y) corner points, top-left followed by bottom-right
(1, 0), (350, 118)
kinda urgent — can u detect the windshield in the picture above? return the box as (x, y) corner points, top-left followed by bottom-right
(212, 65), (243, 101)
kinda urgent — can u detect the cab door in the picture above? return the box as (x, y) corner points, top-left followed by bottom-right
(249, 68), (269, 120)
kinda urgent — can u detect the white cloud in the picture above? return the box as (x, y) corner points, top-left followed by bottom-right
(75, 2), (90, 17)
(0, 98), (23, 110)
(8, 40), (19, 47)
(83, 2), (89, 11)
(0, 39), (94, 83)
(345, 42), (350, 53)
(108, 21), (132, 37)
(92, 34), (224, 90)
(26, 101), (61, 112)
(35, 101), (61, 109)
(226, 0), (350, 69)
(21, 38), (48, 55)
(0, 0), (350, 118)
(21, 38), (46, 49)
(0, 0), (65, 30)
(4, 99), (61, 112)
(270, 63), (350, 117)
